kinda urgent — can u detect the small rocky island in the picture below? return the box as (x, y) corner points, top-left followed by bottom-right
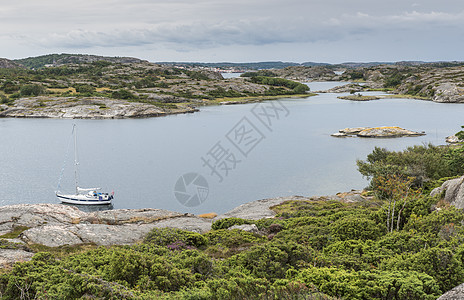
(332, 126), (425, 138)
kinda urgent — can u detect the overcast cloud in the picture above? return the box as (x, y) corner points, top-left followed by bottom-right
(1, 0), (464, 62)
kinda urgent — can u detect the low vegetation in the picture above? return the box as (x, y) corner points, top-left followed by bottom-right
(357, 143), (464, 192)
(1, 140), (464, 299)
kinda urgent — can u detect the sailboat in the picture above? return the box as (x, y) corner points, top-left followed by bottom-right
(56, 124), (114, 205)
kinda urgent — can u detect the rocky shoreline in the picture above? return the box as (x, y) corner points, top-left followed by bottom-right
(0, 191), (369, 265)
(0, 96), (198, 119)
(2, 183), (464, 298)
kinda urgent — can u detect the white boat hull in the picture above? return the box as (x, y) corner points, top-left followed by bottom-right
(56, 193), (113, 205)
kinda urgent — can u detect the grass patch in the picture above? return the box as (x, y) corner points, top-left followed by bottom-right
(338, 95), (380, 101)
(383, 94), (432, 100)
(47, 87), (76, 94)
(96, 87), (111, 92)
(0, 226), (30, 239)
(366, 88), (395, 92)
(0, 239), (28, 250)
(27, 243), (99, 259)
(207, 93), (316, 105)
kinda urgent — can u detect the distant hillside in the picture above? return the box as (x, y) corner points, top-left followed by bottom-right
(301, 62), (332, 67)
(337, 61), (464, 68)
(157, 61), (452, 70)
(15, 54), (147, 69)
(0, 58), (25, 69)
(157, 61), (302, 70)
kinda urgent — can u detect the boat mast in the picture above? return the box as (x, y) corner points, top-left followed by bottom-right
(73, 124), (79, 194)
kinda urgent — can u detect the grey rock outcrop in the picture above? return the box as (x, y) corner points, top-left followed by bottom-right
(0, 204), (209, 249)
(0, 204), (87, 235)
(22, 225), (84, 247)
(273, 66), (336, 82)
(0, 249), (34, 266)
(430, 176), (464, 208)
(438, 283), (464, 300)
(0, 58), (24, 69)
(0, 97), (197, 119)
(316, 83), (365, 93)
(433, 83), (464, 103)
(217, 197), (293, 220)
(332, 127), (425, 138)
(333, 127), (369, 136)
(150, 217), (213, 233)
(446, 135), (464, 144)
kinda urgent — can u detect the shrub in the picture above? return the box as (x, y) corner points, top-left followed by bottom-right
(211, 218), (251, 230)
(144, 228), (207, 248)
(111, 89), (136, 100)
(248, 76), (309, 94)
(20, 84), (45, 96)
(380, 247), (464, 292)
(226, 241), (316, 280)
(295, 267), (440, 300)
(330, 216), (384, 241)
(205, 229), (265, 248)
(73, 84), (96, 94)
(0, 92), (9, 104)
(403, 207), (464, 235)
(357, 144), (464, 189)
(384, 72), (405, 88)
(0, 80), (19, 93)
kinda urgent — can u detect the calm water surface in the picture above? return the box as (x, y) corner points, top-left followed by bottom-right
(0, 81), (463, 214)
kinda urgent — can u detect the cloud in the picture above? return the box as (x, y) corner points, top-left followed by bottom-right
(19, 2), (462, 51)
(3, 0), (464, 61)
(389, 10), (464, 22)
(32, 18), (345, 50)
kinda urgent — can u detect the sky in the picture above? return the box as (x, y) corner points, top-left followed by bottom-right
(1, 0), (464, 63)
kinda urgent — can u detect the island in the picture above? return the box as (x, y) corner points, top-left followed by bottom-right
(0, 54), (314, 119)
(331, 126), (425, 138)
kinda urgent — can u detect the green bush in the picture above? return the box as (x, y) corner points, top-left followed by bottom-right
(226, 240), (316, 280)
(384, 72), (405, 88)
(144, 228), (207, 248)
(111, 89), (136, 100)
(0, 92), (9, 104)
(456, 126), (464, 140)
(205, 229), (265, 248)
(330, 216), (384, 241)
(295, 267), (440, 300)
(403, 207), (464, 235)
(73, 84), (96, 94)
(249, 76), (309, 94)
(211, 218), (251, 230)
(20, 84), (45, 96)
(380, 247), (464, 292)
(207, 87), (244, 98)
(357, 144), (464, 189)
(0, 80), (19, 93)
